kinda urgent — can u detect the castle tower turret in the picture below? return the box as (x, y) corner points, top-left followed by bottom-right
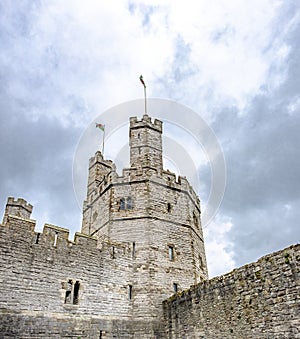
(2, 197), (33, 224)
(129, 114), (163, 173)
(80, 114), (208, 324)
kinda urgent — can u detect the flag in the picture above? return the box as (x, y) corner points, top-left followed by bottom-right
(96, 123), (105, 132)
(139, 75), (146, 88)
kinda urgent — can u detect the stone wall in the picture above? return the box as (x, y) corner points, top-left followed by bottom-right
(163, 244), (300, 338)
(0, 214), (164, 337)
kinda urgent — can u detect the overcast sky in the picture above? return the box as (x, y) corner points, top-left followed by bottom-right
(0, 0), (299, 277)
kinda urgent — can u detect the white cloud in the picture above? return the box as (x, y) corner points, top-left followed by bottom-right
(204, 215), (235, 277)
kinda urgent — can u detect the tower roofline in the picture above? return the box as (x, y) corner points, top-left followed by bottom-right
(130, 114), (162, 133)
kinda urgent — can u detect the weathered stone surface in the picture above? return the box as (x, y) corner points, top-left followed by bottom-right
(163, 244), (300, 338)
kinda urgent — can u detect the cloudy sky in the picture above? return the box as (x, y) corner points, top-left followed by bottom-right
(0, 0), (299, 277)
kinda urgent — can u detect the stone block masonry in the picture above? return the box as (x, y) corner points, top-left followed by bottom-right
(0, 213), (165, 337)
(163, 244), (300, 338)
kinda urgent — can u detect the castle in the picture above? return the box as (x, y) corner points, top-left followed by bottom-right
(0, 114), (299, 338)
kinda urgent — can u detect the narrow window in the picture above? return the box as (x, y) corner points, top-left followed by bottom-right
(132, 242), (136, 258)
(128, 285), (132, 300)
(173, 283), (178, 293)
(137, 133), (140, 139)
(199, 255), (203, 269)
(112, 246), (115, 259)
(73, 281), (80, 305)
(64, 280), (73, 304)
(193, 212), (199, 229)
(35, 233), (41, 244)
(168, 246), (174, 261)
(99, 331), (102, 339)
(120, 198), (125, 210)
(53, 232), (58, 247)
(127, 197), (132, 209)
(167, 203), (171, 213)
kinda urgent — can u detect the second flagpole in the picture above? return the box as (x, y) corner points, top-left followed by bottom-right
(140, 75), (147, 114)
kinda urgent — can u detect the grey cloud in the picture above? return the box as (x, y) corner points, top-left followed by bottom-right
(212, 16), (300, 266)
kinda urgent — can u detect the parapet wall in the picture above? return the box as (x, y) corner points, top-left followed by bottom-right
(0, 213), (166, 337)
(163, 244), (300, 339)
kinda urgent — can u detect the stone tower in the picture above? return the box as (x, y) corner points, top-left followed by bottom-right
(81, 114), (208, 322)
(2, 197), (33, 225)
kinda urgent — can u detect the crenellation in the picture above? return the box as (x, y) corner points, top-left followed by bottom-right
(2, 197), (33, 224)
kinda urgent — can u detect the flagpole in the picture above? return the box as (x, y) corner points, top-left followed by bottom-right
(102, 128), (105, 155)
(140, 75), (147, 114)
(144, 85), (147, 114)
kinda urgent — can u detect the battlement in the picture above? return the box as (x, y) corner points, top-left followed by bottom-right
(89, 151), (116, 170)
(2, 197), (33, 224)
(130, 114), (162, 133)
(1, 210), (132, 258)
(6, 197), (33, 213)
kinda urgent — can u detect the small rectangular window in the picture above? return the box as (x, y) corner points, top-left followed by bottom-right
(168, 246), (174, 261)
(73, 281), (80, 305)
(127, 197), (132, 209)
(132, 242), (135, 258)
(35, 233), (41, 244)
(173, 283), (178, 293)
(64, 280), (80, 305)
(120, 198), (125, 210)
(128, 284), (132, 300)
(53, 232), (58, 247)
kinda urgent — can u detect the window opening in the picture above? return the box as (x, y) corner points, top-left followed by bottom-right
(132, 242), (136, 258)
(64, 280), (73, 304)
(127, 197), (132, 209)
(119, 197), (133, 210)
(53, 232), (58, 247)
(64, 280), (80, 305)
(73, 281), (80, 305)
(167, 203), (171, 213)
(137, 133), (140, 139)
(199, 255), (203, 269)
(112, 246), (115, 259)
(35, 233), (41, 244)
(120, 198), (125, 210)
(193, 212), (199, 228)
(128, 285), (132, 300)
(173, 283), (178, 293)
(168, 246), (174, 261)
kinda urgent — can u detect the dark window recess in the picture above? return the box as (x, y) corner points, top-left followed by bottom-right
(132, 242), (136, 258)
(128, 285), (132, 300)
(35, 233), (41, 244)
(120, 198), (125, 210)
(168, 246), (174, 261)
(112, 246), (115, 259)
(73, 281), (80, 305)
(173, 283), (178, 293)
(167, 203), (171, 213)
